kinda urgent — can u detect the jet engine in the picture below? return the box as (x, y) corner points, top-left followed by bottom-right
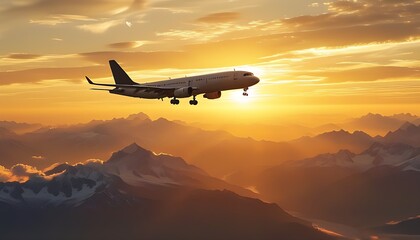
(174, 87), (193, 98)
(203, 91), (221, 99)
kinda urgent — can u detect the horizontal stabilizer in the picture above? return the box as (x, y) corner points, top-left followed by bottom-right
(90, 88), (111, 91)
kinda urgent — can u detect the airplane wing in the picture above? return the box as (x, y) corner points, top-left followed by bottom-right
(85, 76), (176, 90)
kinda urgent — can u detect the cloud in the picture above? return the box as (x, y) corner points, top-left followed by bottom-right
(196, 12), (240, 23)
(308, 66), (420, 83)
(76, 159), (104, 167)
(283, 0), (419, 30)
(326, 0), (365, 12)
(11, 164), (44, 178)
(42, 162), (65, 173)
(157, 29), (217, 41)
(0, 65), (107, 85)
(7, 53), (41, 59)
(0, 159), (105, 183)
(157, 0), (419, 45)
(28, 14), (91, 25)
(77, 19), (121, 34)
(107, 41), (146, 49)
(1, 0), (147, 19)
(0, 165), (12, 182)
(152, 0), (202, 8)
(0, 164), (45, 182)
(1, 0), (419, 87)
(32, 155), (45, 160)
(0, 0), (147, 33)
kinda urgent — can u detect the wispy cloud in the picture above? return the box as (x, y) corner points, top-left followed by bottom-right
(77, 19), (121, 34)
(107, 41), (149, 49)
(307, 66), (420, 83)
(6, 53), (41, 59)
(196, 12), (240, 23)
(0, 65), (107, 85)
(0, 0), (147, 33)
(1, 0), (147, 19)
(29, 14), (92, 25)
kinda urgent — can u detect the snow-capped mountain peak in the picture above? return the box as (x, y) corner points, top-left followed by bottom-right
(0, 163), (107, 207)
(105, 143), (205, 187)
(121, 143), (150, 154)
(0, 143), (210, 207)
(292, 143), (420, 172)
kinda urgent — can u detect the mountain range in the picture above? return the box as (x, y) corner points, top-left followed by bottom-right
(0, 143), (334, 240)
(256, 142), (420, 227)
(1, 112), (420, 238)
(187, 113), (420, 141)
(0, 121), (42, 135)
(373, 215), (420, 236)
(0, 112), (387, 178)
(341, 113), (420, 136)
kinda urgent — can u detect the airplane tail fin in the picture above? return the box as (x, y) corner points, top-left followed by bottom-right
(109, 60), (137, 85)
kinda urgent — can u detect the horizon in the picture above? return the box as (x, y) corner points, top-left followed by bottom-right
(1, 109), (420, 127)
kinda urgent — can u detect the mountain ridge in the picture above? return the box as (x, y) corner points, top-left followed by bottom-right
(0, 143), (334, 240)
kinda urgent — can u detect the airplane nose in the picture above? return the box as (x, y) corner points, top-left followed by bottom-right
(252, 76), (260, 85)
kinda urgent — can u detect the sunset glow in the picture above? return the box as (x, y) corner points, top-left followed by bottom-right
(0, 0), (418, 126)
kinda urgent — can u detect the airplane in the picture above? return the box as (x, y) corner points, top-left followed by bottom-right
(86, 60), (260, 105)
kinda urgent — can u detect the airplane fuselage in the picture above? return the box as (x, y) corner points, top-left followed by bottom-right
(110, 70), (259, 99)
(86, 60), (260, 105)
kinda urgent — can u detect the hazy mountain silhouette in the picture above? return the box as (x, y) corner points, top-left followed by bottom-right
(391, 113), (419, 122)
(0, 113), (305, 177)
(373, 216), (420, 235)
(187, 112), (418, 141)
(0, 121), (42, 134)
(291, 129), (374, 156)
(0, 137), (40, 167)
(298, 165), (420, 227)
(256, 143), (420, 227)
(0, 143), (334, 240)
(187, 121), (341, 142)
(341, 113), (419, 136)
(223, 129), (376, 187)
(383, 122), (420, 147)
(0, 127), (16, 138)
(1, 113), (391, 179)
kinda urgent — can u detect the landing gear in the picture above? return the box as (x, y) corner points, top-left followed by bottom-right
(189, 96), (198, 105)
(243, 87), (249, 96)
(170, 98), (180, 105)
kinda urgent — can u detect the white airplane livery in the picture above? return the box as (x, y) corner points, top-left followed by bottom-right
(86, 60), (260, 105)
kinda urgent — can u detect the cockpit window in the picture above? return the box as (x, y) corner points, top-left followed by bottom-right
(244, 72), (253, 76)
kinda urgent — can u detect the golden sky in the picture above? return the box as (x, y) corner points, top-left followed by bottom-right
(0, 0), (419, 125)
